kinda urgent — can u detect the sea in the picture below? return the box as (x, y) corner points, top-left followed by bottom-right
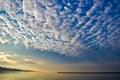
(0, 72), (120, 80)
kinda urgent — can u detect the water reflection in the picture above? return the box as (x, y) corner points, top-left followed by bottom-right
(0, 72), (120, 80)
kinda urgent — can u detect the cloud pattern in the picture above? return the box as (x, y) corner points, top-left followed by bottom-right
(0, 0), (120, 57)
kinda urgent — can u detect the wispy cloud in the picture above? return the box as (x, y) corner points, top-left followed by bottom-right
(0, 51), (42, 65)
(0, 52), (16, 64)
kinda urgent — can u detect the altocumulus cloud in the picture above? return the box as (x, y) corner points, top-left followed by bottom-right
(0, 0), (120, 57)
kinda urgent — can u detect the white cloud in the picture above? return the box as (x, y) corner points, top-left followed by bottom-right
(0, 0), (120, 57)
(0, 52), (16, 64)
(0, 51), (43, 65)
(0, 38), (9, 44)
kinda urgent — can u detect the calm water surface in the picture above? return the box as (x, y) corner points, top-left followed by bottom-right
(0, 72), (120, 80)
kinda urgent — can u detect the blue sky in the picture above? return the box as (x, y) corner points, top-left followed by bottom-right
(0, 0), (120, 71)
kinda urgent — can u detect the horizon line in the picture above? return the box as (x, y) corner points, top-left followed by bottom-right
(57, 72), (120, 74)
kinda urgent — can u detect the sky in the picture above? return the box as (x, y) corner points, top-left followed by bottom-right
(0, 0), (120, 72)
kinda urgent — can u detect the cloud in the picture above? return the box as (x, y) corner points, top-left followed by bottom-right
(0, 52), (42, 65)
(0, 52), (16, 64)
(0, 38), (9, 44)
(0, 0), (120, 58)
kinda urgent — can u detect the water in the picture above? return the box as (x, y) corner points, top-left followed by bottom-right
(0, 72), (120, 80)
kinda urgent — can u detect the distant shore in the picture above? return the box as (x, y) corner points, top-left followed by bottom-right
(57, 72), (120, 74)
(0, 66), (33, 73)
